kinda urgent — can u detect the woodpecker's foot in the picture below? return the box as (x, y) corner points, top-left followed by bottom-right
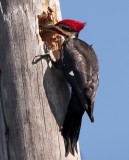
(32, 54), (51, 64)
(32, 42), (56, 64)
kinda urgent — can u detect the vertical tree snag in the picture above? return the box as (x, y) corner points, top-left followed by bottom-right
(0, 0), (81, 160)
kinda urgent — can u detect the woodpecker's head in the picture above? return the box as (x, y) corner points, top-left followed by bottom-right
(42, 19), (86, 38)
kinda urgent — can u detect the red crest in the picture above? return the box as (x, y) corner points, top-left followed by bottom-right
(56, 19), (86, 32)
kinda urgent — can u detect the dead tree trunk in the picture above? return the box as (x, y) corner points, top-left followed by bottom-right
(0, 0), (80, 160)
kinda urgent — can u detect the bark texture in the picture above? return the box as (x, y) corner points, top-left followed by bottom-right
(0, 0), (80, 159)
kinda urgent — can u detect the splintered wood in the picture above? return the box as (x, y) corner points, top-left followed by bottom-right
(38, 6), (62, 61)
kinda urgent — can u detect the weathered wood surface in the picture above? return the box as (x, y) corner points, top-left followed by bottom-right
(0, 0), (81, 159)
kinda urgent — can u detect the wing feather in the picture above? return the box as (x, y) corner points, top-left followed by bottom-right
(61, 38), (99, 121)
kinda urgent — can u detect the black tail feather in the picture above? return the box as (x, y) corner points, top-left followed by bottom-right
(62, 90), (84, 156)
(70, 117), (82, 153)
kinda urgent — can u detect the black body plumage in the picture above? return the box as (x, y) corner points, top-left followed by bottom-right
(59, 38), (99, 155)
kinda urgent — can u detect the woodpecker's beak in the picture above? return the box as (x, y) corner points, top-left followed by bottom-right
(39, 24), (55, 30)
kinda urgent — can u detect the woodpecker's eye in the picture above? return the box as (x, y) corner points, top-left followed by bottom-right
(58, 24), (74, 32)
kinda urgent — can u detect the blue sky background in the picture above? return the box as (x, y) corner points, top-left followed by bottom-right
(60, 1), (129, 160)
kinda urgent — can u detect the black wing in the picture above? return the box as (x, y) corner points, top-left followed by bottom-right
(61, 38), (99, 122)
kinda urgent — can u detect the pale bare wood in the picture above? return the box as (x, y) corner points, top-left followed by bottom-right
(0, 0), (81, 159)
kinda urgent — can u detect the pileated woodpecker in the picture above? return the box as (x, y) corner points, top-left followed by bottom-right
(40, 19), (99, 156)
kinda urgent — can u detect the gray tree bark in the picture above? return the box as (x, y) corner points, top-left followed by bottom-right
(0, 0), (81, 160)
